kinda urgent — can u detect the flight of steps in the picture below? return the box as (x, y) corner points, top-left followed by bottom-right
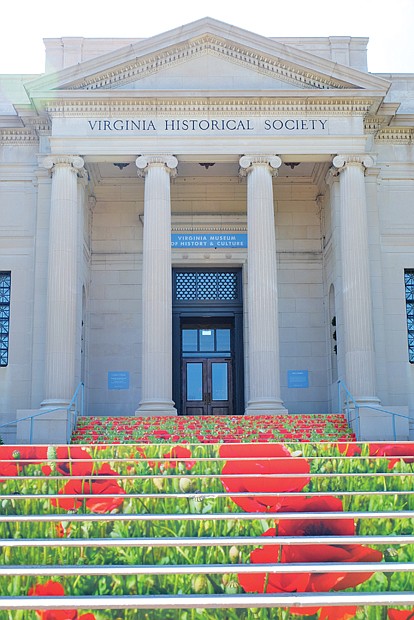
(71, 413), (357, 444)
(0, 424), (413, 619)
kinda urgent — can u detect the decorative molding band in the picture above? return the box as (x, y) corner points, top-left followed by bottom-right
(66, 36), (350, 92)
(0, 129), (38, 144)
(172, 225), (247, 232)
(364, 116), (391, 134)
(24, 117), (52, 134)
(45, 98), (375, 117)
(375, 128), (413, 144)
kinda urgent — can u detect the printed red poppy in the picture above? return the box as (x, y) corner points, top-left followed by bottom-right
(238, 518), (382, 596)
(277, 496), (353, 533)
(318, 607), (358, 620)
(28, 580), (96, 620)
(337, 443), (362, 457)
(219, 443), (311, 512)
(0, 447), (19, 478)
(42, 446), (94, 477)
(152, 429), (171, 440)
(0, 446), (48, 479)
(388, 610), (414, 620)
(162, 446), (196, 470)
(278, 497), (382, 592)
(288, 607), (357, 619)
(369, 444), (414, 469)
(52, 463), (125, 513)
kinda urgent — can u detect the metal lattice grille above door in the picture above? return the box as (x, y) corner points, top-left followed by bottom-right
(175, 271), (239, 302)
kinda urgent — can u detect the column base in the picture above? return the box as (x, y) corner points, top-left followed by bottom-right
(245, 399), (288, 416)
(135, 399), (177, 417)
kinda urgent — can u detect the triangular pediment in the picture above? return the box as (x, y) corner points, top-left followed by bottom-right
(26, 17), (390, 98)
(107, 48), (310, 92)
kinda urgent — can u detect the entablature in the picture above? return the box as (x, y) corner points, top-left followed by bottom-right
(37, 95), (382, 117)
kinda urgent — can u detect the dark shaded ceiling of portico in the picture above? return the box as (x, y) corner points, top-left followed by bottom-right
(88, 160), (324, 182)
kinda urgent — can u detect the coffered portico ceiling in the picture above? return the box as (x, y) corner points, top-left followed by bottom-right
(26, 17), (391, 116)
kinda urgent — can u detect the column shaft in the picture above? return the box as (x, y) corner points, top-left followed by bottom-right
(333, 155), (379, 404)
(240, 155), (286, 414)
(136, 155), (177, 416)
(41, 156), (84, 407)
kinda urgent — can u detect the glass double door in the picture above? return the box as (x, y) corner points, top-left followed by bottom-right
(181, 324), (233, 415)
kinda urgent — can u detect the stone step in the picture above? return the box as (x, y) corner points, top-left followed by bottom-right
(71, 413), (356, 444)
(0, 440), (413, 619)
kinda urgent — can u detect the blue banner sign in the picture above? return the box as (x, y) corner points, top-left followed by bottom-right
(288, 370), (309, 389)
(171, 233), (247, 248)
(108, 371), (130, 390)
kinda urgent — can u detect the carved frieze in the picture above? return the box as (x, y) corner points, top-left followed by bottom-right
(44, 97), (375, 118)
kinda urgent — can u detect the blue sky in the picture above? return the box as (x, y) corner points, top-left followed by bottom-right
(2, 0), (413, 74)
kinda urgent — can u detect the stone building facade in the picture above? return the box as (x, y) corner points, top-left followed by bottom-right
(1, 18), (413, 441)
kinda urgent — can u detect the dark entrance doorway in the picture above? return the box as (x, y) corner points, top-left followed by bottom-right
(182, 321), (233, 415)
(172, 268), (244, 415)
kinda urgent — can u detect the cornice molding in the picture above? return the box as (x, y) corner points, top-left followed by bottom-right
(375, 127), (413, 144)
(0, 128), (38, 145)
(24, 117), (52, 134)
(364, 116), (391, 133)
(365, 114), (414, 143)
(44, 97), (376, 117)
(65, 35), (351, 92)
(171, 224), (247, 232)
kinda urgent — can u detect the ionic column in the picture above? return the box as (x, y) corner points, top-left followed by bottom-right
(239, 155), (287, 414)
(333, 155), (380, 405)
(135, 155), (178, 416)
(41, 155), (84, 407)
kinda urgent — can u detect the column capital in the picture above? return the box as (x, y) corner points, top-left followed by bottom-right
(239, 154), (282, 177)
(41, 155), (84, 173)
(332, 154), (374, 172)
(135, 154), (178, 178)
